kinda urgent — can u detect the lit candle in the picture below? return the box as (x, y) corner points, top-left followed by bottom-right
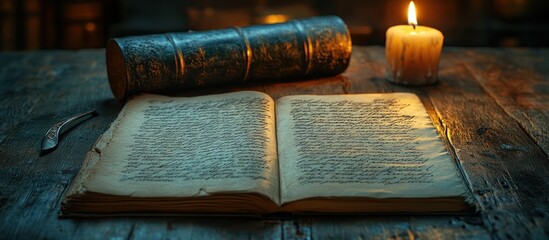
(385, 1), (444, 85)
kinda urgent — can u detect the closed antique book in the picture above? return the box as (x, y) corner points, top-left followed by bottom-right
(106, 16), (352, 101)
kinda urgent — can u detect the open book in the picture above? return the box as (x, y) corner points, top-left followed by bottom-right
(62, 91), (474, 216)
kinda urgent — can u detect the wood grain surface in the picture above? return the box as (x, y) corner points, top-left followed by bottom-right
(0, 47), (547, 239)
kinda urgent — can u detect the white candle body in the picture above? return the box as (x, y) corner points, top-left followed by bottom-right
(385, 25), (444, 85)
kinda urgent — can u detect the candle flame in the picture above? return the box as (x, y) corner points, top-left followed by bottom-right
(408, 1), (418, 27)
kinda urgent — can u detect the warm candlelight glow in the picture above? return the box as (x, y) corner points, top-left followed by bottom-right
(386, 0), (444, 85)
(408, 1), (418, 27)
(263, 14), (289, 24)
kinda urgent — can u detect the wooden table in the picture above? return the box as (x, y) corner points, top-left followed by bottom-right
(1, 46), (547, 239)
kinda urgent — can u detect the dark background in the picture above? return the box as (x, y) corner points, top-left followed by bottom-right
(1, 0), (548, 50)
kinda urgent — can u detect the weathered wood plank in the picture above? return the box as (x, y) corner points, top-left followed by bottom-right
(443, 48), (546, 239)
(425, 48), (549, 239)
(460, 48), (549, 156)
(126, 218), (283, 239)
(0, 50), (125, 238)
(308, 215), (492, 239)
(438, 48), (549, 205)
(1, 47), (548, 239)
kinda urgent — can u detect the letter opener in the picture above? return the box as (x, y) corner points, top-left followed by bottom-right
(40, 110), (98, 155)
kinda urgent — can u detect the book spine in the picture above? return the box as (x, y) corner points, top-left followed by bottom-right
(106, 16), (352, 101)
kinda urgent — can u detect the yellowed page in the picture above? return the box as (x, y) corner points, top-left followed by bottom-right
(276, 93), (468, 204)
(71, 91), (280, 204)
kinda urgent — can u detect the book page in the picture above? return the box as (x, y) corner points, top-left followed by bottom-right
(276, 93), (468, 204)
(79, 91), (280, 204)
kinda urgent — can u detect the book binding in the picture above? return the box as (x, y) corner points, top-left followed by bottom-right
(106, 16), (352, 101)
